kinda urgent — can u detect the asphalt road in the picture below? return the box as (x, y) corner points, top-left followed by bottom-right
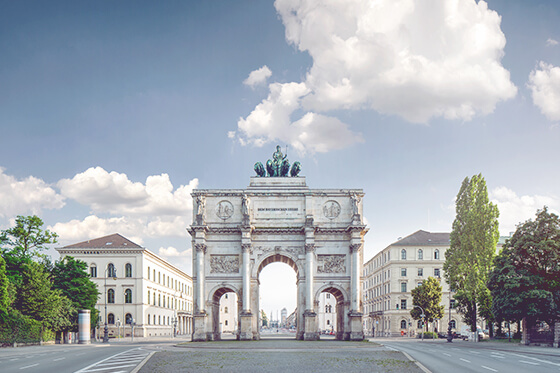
(0, 342), (157, 373)
(379, 338), (560, 373)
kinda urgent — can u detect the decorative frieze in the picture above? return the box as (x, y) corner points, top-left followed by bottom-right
(317, 255), (346, 273)
(210, 255), (240, 273)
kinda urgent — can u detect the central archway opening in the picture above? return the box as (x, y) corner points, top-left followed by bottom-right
(257, 254), (299, 339)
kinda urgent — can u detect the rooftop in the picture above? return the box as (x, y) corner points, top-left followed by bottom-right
(62, 233), (142, 249)
(391, 230), (450, 246)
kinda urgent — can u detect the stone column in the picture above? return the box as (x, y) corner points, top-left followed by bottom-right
(303, 243), (318, 341)
(192, 243), (208, 342)
(239, 243), (253, 340)
(347, 243), (364, 341)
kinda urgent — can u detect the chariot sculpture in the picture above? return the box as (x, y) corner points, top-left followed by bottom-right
(254, 145), (301, 177)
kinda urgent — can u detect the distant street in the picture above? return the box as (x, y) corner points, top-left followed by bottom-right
(378, 337), (560, 373)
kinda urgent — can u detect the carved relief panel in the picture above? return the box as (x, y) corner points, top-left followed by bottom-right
(317, 255), (346, 273)
(210, 255), (240, 273)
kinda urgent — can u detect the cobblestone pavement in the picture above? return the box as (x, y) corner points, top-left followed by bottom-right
(138, 339), (423, 373)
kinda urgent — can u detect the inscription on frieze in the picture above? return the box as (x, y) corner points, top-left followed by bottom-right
(210, 255), (239, 273)
(317, 255), (346, 273)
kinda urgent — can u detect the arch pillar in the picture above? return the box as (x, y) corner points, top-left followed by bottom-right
(239, 240), (253, 340)
(303, 241), (319, 341)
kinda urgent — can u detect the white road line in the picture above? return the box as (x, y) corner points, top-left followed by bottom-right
(10, 359), (19, 361)
(491, 355), (505, 359)
(519, 360), (540, 365)
(481, 366), (497, 372)
(385, 346), (399, 351)
(460, 358), (471, 363)
(20, 363), (39, 370)
(53, 357), (66, 361)
(469, 350), (481, 354)
(82, 365), (136, 372)
(443, 353), (451, 357)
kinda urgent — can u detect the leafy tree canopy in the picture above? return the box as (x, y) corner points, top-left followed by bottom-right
(1, 215), (58, 259)
(444, 174), (499, 331)
(410, 276), (445, 325)
(52, 256), (99, 312)
(488, 207), (560, 327)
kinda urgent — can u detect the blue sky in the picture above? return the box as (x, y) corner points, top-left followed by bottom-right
(1, 0), (559, 314)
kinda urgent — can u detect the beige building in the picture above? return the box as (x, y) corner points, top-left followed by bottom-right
(56, 233), (193, 339)
(362, 230), (465, 338)
(318, 292), (337, 333)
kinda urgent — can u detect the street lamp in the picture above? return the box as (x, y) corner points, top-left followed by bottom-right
(173, 316), (177, 338)
(413, 305), (425, 341)
(447, 291), (455, 343)
(103, 266), (117, 343)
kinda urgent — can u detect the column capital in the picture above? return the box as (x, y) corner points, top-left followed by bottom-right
(194, 243), (207, 253)
(242, 243), (252, 253)
(349, 243), (362, 253)
(305, 243), (316, 253)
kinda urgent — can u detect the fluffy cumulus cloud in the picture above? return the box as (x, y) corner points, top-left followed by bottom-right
(158, 246), (191, 258)
(527, 61), (560, 121)
(0, 168), (65, 218)
(58, 167), (198, 216)
(243, 65), (272, 88)
(490, 186), (560, 236)
(236, 0), (516, 153)
(546, 38), (559, 47)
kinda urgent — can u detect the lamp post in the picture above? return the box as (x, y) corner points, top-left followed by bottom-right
(173, 316), (177, 338)
(103, 266), (117, 343)
(413, 305), (425, 341)
(117, 318), (120, 339)
(447, 291), (454, 343)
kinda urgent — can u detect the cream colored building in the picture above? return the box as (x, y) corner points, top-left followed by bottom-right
(362, 230), (465, 338)
(56, 233), (193, 338)
(318, 292), (337, 333)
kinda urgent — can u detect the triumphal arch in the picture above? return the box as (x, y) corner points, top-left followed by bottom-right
(188, 147), (367, 341)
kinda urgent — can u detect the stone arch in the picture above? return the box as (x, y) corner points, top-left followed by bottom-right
(207, 284), (240, 341)
(315, 284), (349, 340)
(254, 252), (302, 279)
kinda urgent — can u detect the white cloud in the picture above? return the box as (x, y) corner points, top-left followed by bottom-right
(158, 246), (191, 258)
(0, 168), (65, 218)
(527, 61), (560, 121)
(58, 167), (198, 216)
(546, 38), (559, 47)
(490, 186), (560, 236)
(236, 0), (516, 153)
(243, 65), (272, 88)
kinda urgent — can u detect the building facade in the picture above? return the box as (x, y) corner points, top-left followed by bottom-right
(56, 233), (193, 338)
(362, 230), (465, 338)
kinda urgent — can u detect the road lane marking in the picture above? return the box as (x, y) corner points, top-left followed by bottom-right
(53, 357), (66, 361)
(481, 366), (497, 372)
(491, 355), (505, 359)
(460, 358), (471, 363)
(20, 364), (39, 370)
(443, 353), (451, 357)
(82, 365), (136, 372)
(469, 350), (481, 354)
(519, 360), (539, 365)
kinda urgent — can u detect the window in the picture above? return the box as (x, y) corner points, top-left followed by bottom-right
(125, 289), (132, 303)
(107, 263), (116, 278)
(125, 263), (132, 277)
(90, 264), (97, 278)
(325, 305), (332, 313)
(125, 313), (132, 324)
(401, 268), (407, 277)
(327, 320), (330, 325)
(326, 293), (330, 299)
(418, 268), (423, 277)
(163, 296), (165, 308)
(148, 291), (150, 304)
(148, 314), (151, 324)
(450, 299), (456, 309)
(158, 315), (161, 325)
(148, 266), (150, 279)
(225, 307), (228, 314)
(108, 313), (115, 324)
(418, 249), (423, 260)
(158, 272), (161, 284)
(434, 268), (441, 278)
(163, 274), (165, 286)
(153, 269), (156, 281)
(434, 249), (440, 260)
(107, 289), (115, 303)
(225, 320), (228, 326)
(450, 320), (456, 329)
(401, 249), (407, 260)
(417, 282), (423, 287)
(400, 299), (407, 310)
(400, 320), (407, 329)
(158, 294), (161, 307)
(401, 282), (407, 292)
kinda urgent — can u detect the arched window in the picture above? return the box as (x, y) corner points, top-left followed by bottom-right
(148, 314), (151, 324)
(450, 320), (456, 329)
(158, 294), (161, 306)
(147, 291), (150, 304)
(418, 249), (423, 260)
(225, 320), (228, 326)
(327, 320), (330, 325)
(125, 289), (132, 303)
(434, 249), (440, 260)
(163, 274), (165, 286)
(401, 320), (407, 329)
(108, 313), (115, 324)
(90, 264), (97, 278)
(158, 315), (161, 325)
(107, 263), (116, 278)
(401, 249), (407, 260)
(224, 307), (228, 314)
(125, 263), (132, 277)
(125, 313), (132, 324)
(107, 289), (115, 303)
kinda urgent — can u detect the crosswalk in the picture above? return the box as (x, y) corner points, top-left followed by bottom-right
(74, 348), (154, 373)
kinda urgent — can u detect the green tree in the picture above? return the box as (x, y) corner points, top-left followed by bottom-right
(488, 207), (560, 329)
(444, 174), (500, 335)
(0, 255), (14, 313)
(1, 215), (58, 259)
(410, 276), (445, 332)
(261, 309), (268, 327)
